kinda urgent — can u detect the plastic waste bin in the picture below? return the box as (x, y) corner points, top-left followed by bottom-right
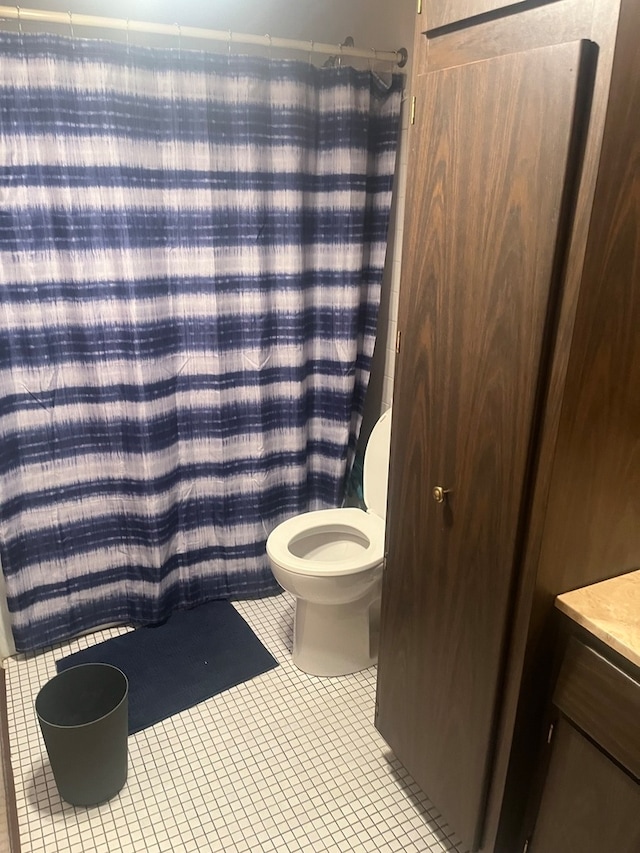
(35, 663), (128, 806)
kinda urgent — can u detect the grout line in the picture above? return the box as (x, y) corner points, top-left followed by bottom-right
(4, 594), (466, 853)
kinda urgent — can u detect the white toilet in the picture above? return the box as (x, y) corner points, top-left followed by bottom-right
(266, 408), (392, 676)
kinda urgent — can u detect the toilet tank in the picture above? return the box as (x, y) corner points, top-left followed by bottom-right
(363, 408), (392, 520)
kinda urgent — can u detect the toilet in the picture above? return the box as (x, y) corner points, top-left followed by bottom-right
(266, 408), (392, 676)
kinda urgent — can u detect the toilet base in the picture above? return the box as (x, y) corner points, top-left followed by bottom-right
(292, 595), (380, 677)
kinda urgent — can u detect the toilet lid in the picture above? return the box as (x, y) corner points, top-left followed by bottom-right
(362, 408), (392, 520)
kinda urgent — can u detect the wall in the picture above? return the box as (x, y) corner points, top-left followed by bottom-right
(13, 1), (413, 68)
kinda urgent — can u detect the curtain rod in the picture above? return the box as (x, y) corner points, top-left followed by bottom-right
(0, 6), (408, 67)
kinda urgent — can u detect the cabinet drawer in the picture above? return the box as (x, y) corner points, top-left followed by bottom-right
(424, 0), (560, 32)
(554, 636), (640, 778)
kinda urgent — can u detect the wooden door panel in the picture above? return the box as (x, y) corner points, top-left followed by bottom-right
(376, 40), (589, 851)
(529, 718), (640, 853)
(425, 0), (561, 32)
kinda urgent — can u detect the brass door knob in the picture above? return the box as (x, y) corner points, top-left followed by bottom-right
(432, 486), (451, 503)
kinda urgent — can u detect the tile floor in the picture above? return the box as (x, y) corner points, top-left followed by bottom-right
(5, 593), (466, 853)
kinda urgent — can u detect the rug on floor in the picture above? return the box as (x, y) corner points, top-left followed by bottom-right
(56, 600), (279, 734)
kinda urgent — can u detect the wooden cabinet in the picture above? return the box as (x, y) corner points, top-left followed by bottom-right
(423, 0), (560, 32)
(375, 1), (640, 852)
(375, 36), (588, 852)
(529, 717), (640, 853)
(528, 636), (640, 853)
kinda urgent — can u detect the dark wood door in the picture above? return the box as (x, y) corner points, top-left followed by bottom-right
(424, 0), (560, 32)
(529, 718), (640, 853)
(376, 40), (592, 851)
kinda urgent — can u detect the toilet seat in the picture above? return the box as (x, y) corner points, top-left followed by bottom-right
(266, 507), (385, 576)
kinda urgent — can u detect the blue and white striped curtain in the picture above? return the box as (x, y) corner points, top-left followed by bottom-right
(0, 33), (402, 652)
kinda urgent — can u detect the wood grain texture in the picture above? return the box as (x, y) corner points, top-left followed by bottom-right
(495, 0), (640, 845)
(554, 638), (640, 778)
(379, 1), (639, 850)
(424, 0), (592, 73)
(478, 0), (628, 849)
(529, 717), (640, 853)
(534, 0), (640, 622)
(376, 39), (586, 852)
(424, 0), (559, 33)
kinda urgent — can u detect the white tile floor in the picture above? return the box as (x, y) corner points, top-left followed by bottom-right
(5, 593), (466, 853)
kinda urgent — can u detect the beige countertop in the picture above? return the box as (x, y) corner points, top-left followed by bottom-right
(555, 569), (640, 669)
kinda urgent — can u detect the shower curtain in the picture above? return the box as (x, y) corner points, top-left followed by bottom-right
(0, 32), (402, 652)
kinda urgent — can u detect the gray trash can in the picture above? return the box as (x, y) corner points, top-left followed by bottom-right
(35, 663), (128, 806)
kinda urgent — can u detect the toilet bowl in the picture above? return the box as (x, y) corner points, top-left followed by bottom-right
(266, 408), (392, 676)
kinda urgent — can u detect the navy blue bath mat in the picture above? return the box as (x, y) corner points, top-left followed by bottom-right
(56, 600), (279, 734)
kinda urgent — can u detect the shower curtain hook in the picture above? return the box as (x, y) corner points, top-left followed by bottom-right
(308, 40), (314, 67)
(175, 22), (182, 57)
(369, 47), (377, 71)
(68, 10), (74, 39)
(16, 6), (22, 34)
(265, 33), (272, 60)
(228, 29), (232, 57)
(337, 36), (354, 69)
(125, 18), (130, 53)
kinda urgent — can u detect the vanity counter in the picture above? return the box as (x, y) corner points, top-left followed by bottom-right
(555, 569), (640, 669)
(528, 570), (640, 853)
